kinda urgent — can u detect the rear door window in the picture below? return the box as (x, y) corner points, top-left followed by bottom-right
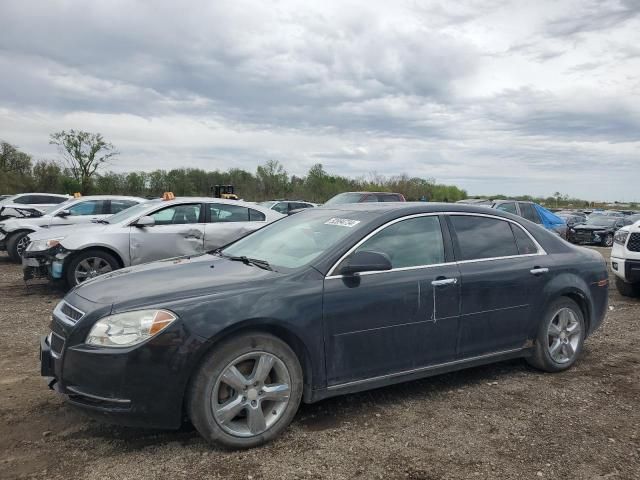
(510, 224), (539, 255)
(249, 208), (266, 221)
(109, 200), (139, 214)
(13, 195), (36, 204)
(271, 202), (289, 214)
(352, 216), (445, 268)
(67, 200), (107, 216)
(208, 203), (251, 222)
(450, 215), (519, 260)
(518, 203), (542, 224)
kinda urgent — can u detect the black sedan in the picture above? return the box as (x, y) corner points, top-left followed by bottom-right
(568, 215), (632, 246)
(40, 203), (609, 448)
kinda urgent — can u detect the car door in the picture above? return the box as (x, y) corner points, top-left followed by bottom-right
(49, 199), (109, 227)
(129, 202), (205, 264)
(202, 203), (267, 251)
(447, 214), (548, 358)
(322, 214), (461, 386)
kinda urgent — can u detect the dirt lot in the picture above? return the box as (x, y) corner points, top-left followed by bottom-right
(0, 247), (638, 480)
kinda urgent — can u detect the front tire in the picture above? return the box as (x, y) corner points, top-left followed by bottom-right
(65, 249), (119, 287)
(6, 231), (31, 262)
(527, 297), (585, 372)
(615, 277), (640, 298)
(187, 333), (303, 449)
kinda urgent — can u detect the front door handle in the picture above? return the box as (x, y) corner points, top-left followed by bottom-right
(431, 278), (458, 287)
(530, 267), (549, 275)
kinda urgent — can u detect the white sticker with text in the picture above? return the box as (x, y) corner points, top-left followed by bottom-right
(325, 218), (361, 227)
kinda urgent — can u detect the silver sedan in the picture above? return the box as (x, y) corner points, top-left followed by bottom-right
(23, 197), (284, 286)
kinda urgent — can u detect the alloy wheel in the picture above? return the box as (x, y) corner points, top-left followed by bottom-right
(212, 352), (291, 438)
(16, 235), (30, 257)
(547, 308), (581, 364)
(74, 257), (113, 284)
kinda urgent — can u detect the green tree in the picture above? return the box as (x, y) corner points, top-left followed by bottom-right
(49, 130), (118, 194)
(0, 141), (33, 193)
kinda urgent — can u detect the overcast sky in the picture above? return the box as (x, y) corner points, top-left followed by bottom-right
(1, 0), (639, 201)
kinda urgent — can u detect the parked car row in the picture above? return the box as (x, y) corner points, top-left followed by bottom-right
(0, 192), (70, 220)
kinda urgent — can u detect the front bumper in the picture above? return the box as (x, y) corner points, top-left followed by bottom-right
(569, 230), (606, 245)
(40, 298), (205, 429)
(22, 246), (70, 281)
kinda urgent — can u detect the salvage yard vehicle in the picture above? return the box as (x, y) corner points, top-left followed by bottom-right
(324, 191), (406, 204)
(0, 193), (70, 220)
(491, 200), (567, 239)
(610, 220), (640, 297)
(0, 195), (144, 262)
(23, 197), (283, 286)
(568, 215), (632, 247)
(39, 203), (609, 448)
(258, 200), (318, 215)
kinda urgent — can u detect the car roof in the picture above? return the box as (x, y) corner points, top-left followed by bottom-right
(13, 192), (70, 197)
(315, 201), (508, 215)
(66, 195), (146, 201)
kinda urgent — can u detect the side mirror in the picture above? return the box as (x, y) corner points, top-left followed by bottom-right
(57, 210), (71, 218)
(340, 250), (392, 275)
(135, 216), (155, 228)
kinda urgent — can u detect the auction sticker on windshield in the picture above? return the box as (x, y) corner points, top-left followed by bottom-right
(325, 218), (361, 227)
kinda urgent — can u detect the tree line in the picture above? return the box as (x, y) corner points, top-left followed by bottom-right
(2, 133), (633, 208)
(1, 138), (467, 202)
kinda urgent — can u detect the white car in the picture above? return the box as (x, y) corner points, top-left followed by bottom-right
(23, 197), (285, 286)
(610, 220), (640, 297)
(0, 195), (144, 261)
(0, 193), (70, 220)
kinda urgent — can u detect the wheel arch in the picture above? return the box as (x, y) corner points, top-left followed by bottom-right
(184, 319), (315, 407)
(64, 245), (126, 269)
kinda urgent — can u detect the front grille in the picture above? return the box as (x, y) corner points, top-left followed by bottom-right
(574, 231), (593, 242)
(628, 233), (640, 252)
(60, 302), (84, 323)
(50, 332), (65, 356)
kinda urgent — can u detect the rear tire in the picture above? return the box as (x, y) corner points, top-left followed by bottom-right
(65, 249), (120, 287)
(615, 277), (640, 298)
(527, 297), (585, 372)
(187, 332), (303, 449)
(6, 231), (31, 262)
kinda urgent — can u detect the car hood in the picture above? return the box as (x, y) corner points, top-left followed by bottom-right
(73, 253), (278, 307)
(28, 223), (109, 240)
(2, 215), (53, 231)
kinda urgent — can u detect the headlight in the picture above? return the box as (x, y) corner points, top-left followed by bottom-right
(26, 237), (65, 252)
(614, 230), (629, 245)
(86, 309), (177, 347)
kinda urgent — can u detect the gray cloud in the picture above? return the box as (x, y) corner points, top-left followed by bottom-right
(0, 0), (639, 201)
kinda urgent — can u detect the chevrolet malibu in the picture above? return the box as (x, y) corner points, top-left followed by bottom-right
(40, 203), (608, 448)
(24, 197), (282, 286)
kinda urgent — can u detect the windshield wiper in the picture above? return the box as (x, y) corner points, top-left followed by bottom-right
(226, 255), (273, 271)
(91, 219), (110, 224)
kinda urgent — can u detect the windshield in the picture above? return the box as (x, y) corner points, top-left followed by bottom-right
(107, 199), (161, 224)
(221, 209), (372, 270)
(585, 216), (617, 227)
(44, 198), (74, 214)
(0, 194), (19, 206)
(324, 193), (364, 206)
(258, 201), (277, 208)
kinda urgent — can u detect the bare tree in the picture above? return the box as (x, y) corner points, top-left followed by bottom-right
(49, 130), (118, 194)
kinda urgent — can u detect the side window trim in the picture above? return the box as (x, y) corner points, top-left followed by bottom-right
(446, 213), (546, 264)
(326, 213), (452, 278)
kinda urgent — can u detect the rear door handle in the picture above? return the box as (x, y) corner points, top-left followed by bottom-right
(431, 278), (458, 287)
(530, 267), (549, 275)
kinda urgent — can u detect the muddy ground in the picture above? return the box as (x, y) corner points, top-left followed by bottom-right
(0, 247), (638, 480)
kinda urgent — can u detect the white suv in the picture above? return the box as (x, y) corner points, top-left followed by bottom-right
(610, 220), (640, 297)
